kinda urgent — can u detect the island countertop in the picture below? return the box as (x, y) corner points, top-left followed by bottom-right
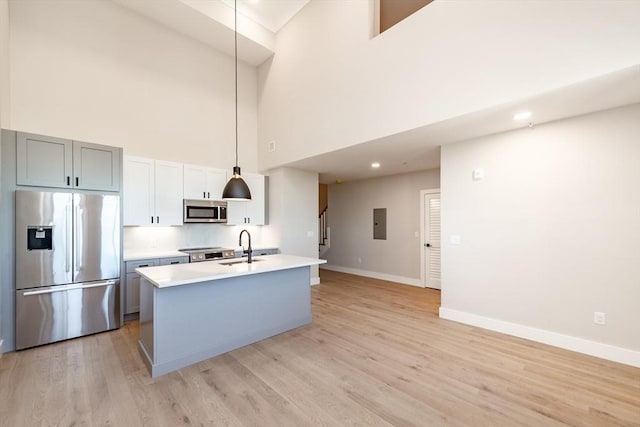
(136, 254), (326, 288)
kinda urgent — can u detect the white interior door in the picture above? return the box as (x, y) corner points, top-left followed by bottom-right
(423, 192), (441, 289)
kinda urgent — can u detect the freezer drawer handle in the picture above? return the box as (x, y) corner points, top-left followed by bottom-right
(22, 280), (116, 296)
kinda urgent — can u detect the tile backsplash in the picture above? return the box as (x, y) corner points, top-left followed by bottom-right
(124, 224), (276, 253)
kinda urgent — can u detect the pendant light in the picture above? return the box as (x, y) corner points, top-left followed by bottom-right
(222, 0), (252, 201)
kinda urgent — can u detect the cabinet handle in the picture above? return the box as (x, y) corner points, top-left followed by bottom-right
(66, 176), (70, 186)
(156, 216), (159, 223)
(75, 177), (79, 186)
(151, 216), (154, 224)
(170, 261), (179, 265)
(139, 264), (149, 267)
(203, 192), (206, 198)
(207, 192), (210, 199)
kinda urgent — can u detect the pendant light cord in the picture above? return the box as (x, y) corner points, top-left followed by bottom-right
(234, 0), (239, 169)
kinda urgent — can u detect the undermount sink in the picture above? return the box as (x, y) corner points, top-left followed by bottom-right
(220, 259), (263, 266)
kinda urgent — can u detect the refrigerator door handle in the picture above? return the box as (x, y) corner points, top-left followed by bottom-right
(22, 280), (117, 296)
(74, 204), (80, 275)
(65, 204), (72, 273)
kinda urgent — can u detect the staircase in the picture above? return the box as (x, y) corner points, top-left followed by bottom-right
(318, 183), (330, 256)
(319, 206), (330, 256)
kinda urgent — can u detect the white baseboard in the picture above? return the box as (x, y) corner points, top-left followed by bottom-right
(439, 307), (640, 368)
(311, 276), (320, 286)
(321, 264), (422, 287)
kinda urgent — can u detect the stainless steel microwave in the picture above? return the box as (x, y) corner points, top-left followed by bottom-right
(183, 199), (227, 223)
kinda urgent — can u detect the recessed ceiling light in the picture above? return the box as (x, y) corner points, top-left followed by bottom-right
(513, 111), (532, 121)
(371, 162), (380, 168)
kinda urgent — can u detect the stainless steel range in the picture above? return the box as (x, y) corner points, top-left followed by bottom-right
(178, 246), (235, 263)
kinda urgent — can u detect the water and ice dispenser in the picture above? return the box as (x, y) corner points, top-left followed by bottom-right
(26, 226), (53, 251)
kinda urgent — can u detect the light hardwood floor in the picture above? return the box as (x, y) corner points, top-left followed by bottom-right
(1, 270), (638, 426)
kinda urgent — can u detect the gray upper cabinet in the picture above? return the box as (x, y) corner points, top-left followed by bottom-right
(17, 132), (121, 191)
(17, 132), (73, 188)
(73, 141), (120, 191)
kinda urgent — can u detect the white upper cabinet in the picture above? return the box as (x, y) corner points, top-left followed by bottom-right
(123, 156), (154, 226)
(226, 171), (266, 226)
(183, 164), (227, 200)
(17, 132), (120, 191)
(123, 156), (183, 226)
(155, 160), (184, 226)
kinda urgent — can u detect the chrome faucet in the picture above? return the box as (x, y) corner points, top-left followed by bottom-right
(239, 229), (253, 263)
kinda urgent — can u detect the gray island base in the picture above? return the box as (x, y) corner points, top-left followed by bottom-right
(137, 260), (319, 377)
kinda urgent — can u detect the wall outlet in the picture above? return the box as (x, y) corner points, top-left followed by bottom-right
(268, 140), (276, 152)
(593, 312), (606, 325)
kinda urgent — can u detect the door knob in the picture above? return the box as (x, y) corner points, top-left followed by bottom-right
(425, 243), (431, 247)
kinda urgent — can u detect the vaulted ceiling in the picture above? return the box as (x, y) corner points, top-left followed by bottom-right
(111, 1), (640, 183)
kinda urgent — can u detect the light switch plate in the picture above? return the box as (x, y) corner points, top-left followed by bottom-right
(472, 168), (485, 181)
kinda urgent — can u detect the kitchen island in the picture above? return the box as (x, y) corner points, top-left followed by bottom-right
(135, 254), (326, 377)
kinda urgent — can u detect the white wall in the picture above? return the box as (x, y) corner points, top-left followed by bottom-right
(440, 104), (640, 363)
(324, 169), (440, 285)
(0, 0), (8, 127)
(265, 167), (320, 283)
(8, 0), (258, 172)
(257, 0), (640, 171)
(0, 0), (7, 352)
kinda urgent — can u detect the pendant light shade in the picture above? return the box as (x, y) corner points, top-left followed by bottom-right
(223, 166), (252, 200)
(223, 0), (251, 201)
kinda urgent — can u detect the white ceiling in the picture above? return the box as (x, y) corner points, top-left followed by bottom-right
(110, 1), (639, 184)
(112, 0), (309, 66)
(288, 65), (640, 183)
(220, 0), (310, 33)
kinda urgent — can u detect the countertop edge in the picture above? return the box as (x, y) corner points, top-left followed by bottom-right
(123, 251), (187, 262)
(124, 247), (279, 262)
(136, 255), (326, 288)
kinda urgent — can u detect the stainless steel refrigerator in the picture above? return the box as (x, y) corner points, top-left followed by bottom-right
(15, 190), (121, 350)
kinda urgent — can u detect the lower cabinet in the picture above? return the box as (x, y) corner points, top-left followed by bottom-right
(234, 248), (279, 258)
(124, 256), (188, 315)
(125, 273), (142, 315)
